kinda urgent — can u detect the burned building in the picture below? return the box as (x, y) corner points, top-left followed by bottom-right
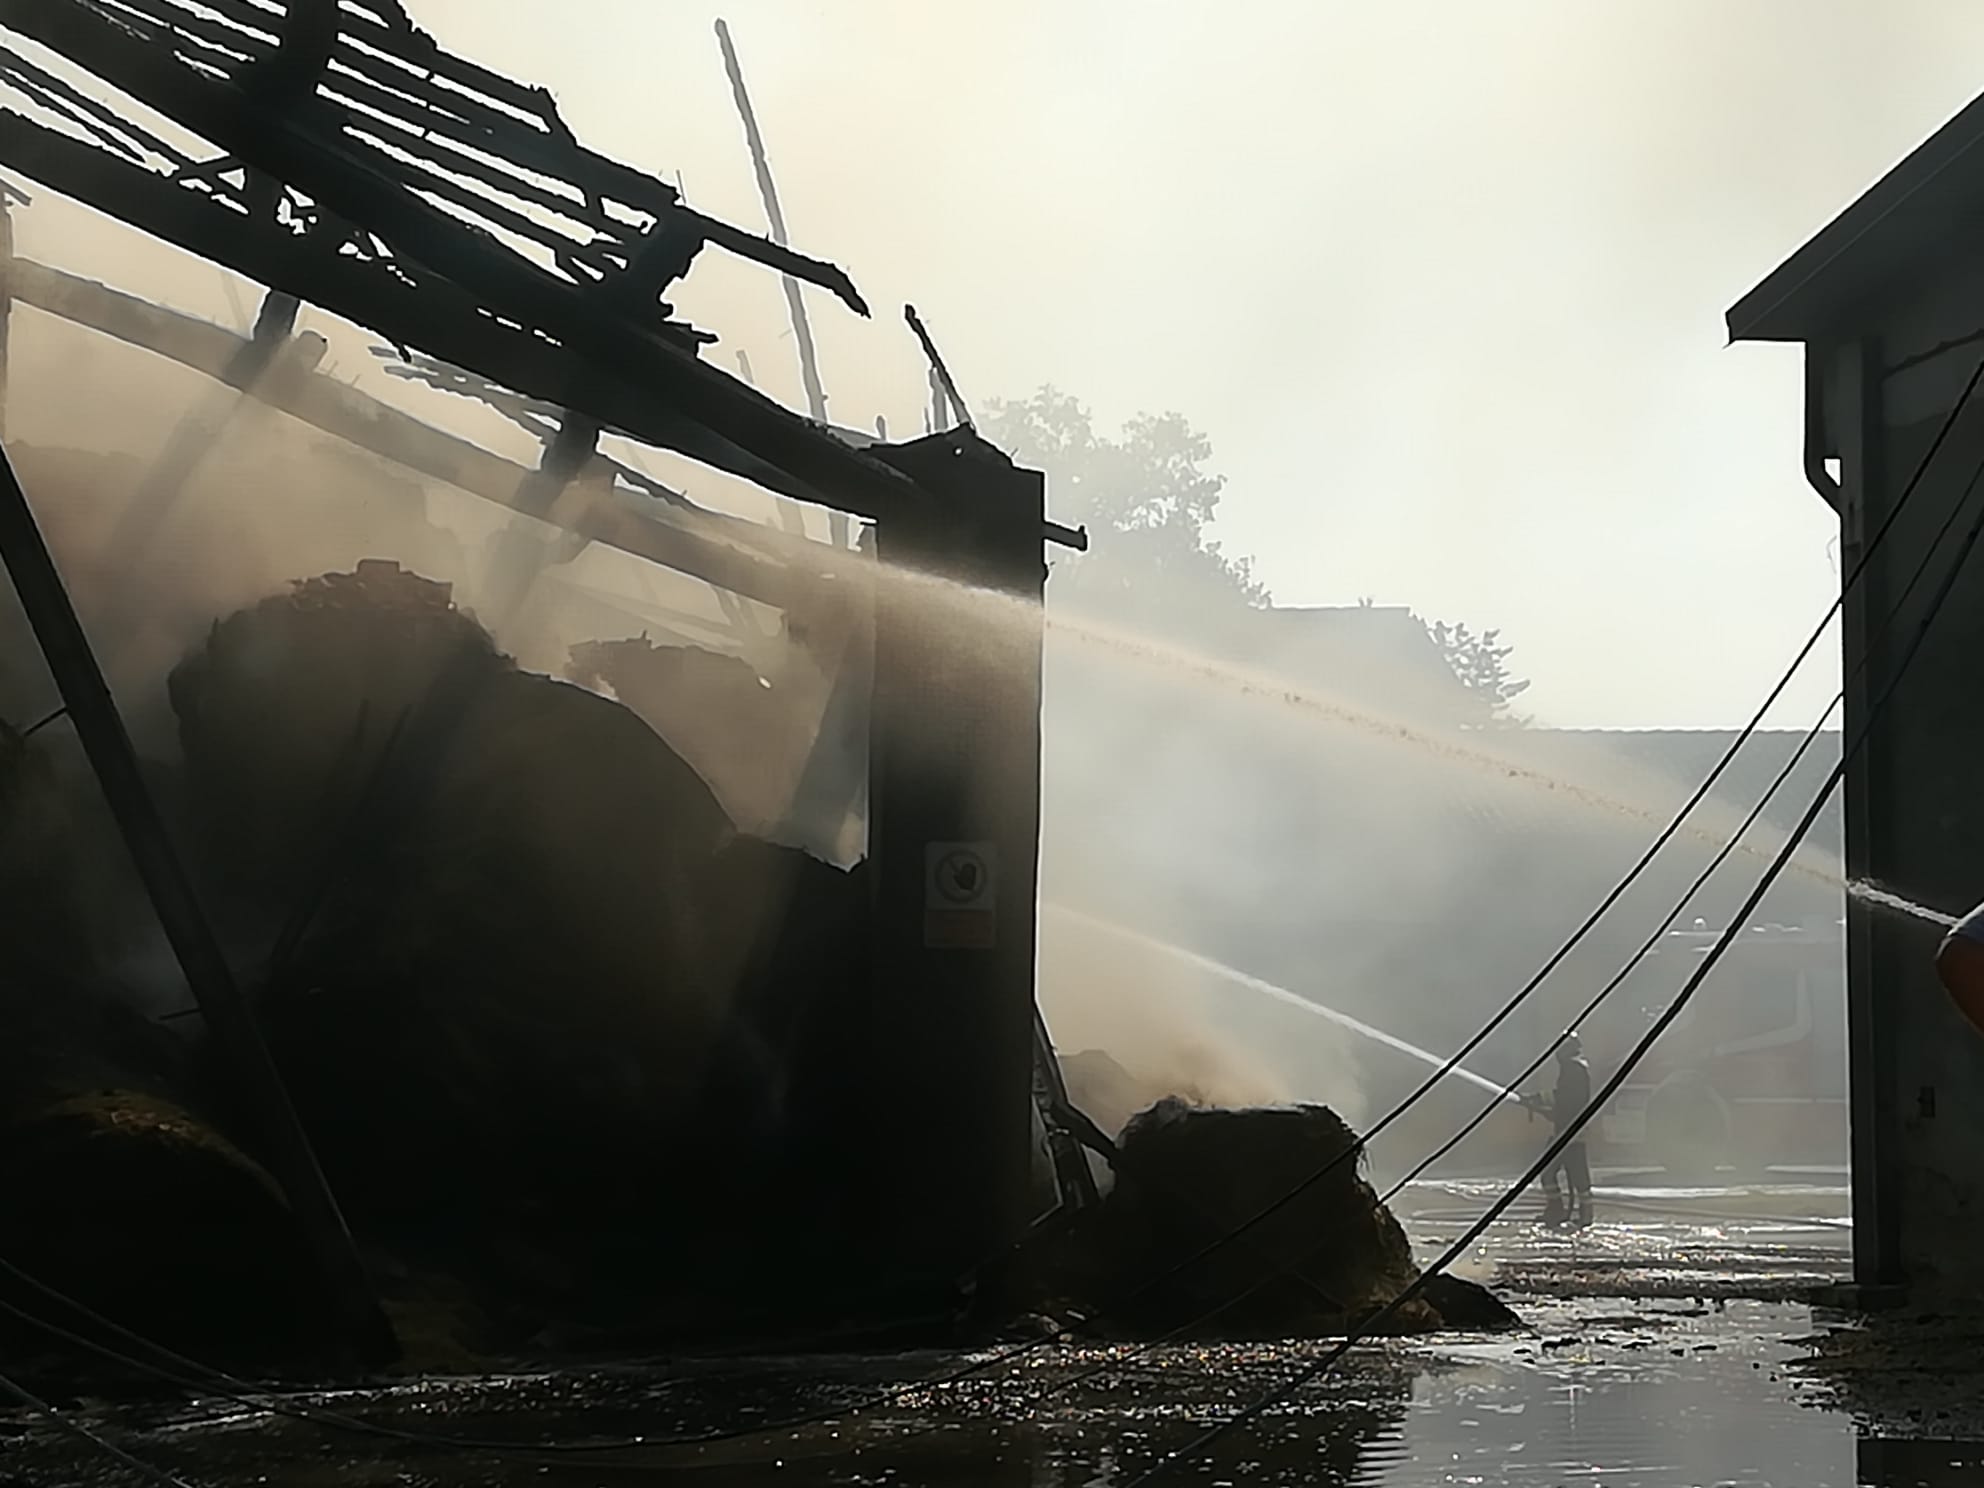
(0, 0), (1081, 1355)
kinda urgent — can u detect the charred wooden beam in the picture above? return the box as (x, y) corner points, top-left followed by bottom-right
(0, 45), (191, 167)
(241, 0), (335, 106)
(683, 209), (869, 318)
(907, 304), (972, 430)
(77, 0), (868, 313)
(0, 195), (11, 439)
(0, 89), (914, 527)
(4, 253), (863, 613)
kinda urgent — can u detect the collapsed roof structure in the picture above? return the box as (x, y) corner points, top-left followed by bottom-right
(0, 0), (1079, 575)
(0, 0), (1081, 1350)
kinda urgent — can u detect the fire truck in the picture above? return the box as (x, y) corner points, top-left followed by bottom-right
(1594, 921), (1848, 1176)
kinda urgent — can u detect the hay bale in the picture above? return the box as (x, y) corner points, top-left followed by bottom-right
(1088, 1097), (1436, 1336)
(0, 1091), (335, 1367)
(165, 566), (858, 1249)
(167, 561), (508, 900)
(568, 637), (816, 841)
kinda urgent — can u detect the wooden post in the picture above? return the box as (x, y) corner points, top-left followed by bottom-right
(0, 439), (395, 1365)
(0, 192), (14, 443)
(714, 18), (848, 550)
(864, 431), (1047, 1312)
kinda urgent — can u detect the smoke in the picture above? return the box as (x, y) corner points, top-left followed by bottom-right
(0, 307), (858, 1018)
(0, 207), (1852, 1186)
(1039, 906), (1297, 1129)
(1028, 590), (1847, 1176)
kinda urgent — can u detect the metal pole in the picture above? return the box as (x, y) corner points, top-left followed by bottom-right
(0, 440), (395, 1365)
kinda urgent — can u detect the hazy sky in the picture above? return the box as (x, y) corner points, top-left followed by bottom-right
(19, 1), (1984, 726)
(404, 0), (1984, 727)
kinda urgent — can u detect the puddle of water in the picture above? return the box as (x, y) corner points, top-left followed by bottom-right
(1, 1301), (1936, 1487)
(6, 1179), (1948, 1487)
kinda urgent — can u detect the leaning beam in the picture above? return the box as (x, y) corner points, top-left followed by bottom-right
(0, 437), (395, 1364)
(5, 255), (865, 617)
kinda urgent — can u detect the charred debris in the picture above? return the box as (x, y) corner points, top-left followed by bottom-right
(0, 1), (1511, 1383)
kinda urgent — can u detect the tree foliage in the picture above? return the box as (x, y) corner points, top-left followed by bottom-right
(1422, 618), (1531, 727)
(988, 386), (1534, 726)
(984, 387), (1265, 634)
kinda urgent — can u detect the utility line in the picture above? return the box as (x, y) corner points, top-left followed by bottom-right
(1370, 436), (1984, 1225)
(1080, 355), (1984, 1300)
(1127, 430), (1984, 1487)
(3, 382), (1975, 1473)
(6, 371), (1980, 1464)
(991, 692), (1855, 1414)
(0, 1364), (202, 1488)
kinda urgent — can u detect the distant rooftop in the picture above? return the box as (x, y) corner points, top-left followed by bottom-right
(1212, 604), (1476, 723)
(1524, 727), (1843, 842)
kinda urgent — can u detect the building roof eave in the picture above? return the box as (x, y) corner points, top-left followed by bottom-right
(1728, 89), (1984, 345)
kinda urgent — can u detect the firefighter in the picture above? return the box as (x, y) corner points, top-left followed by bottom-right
(1935, 901), (1984, 1035)
(1529, 1032), (1594, 1229)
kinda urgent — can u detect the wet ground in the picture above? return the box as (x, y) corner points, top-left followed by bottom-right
(9, 1170), (1982, 1487)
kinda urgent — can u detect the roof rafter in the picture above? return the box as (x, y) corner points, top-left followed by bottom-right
(0, 0), (934, 527)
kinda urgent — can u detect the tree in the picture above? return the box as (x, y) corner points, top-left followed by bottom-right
(983, 387), (1265, 634)
(1422, 618), (1531, 727)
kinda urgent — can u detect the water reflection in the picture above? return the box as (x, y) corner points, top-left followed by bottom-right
(6, 1305), (1879, 1487)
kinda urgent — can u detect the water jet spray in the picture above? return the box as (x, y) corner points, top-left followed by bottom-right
(1044, 904), (1525, 1109)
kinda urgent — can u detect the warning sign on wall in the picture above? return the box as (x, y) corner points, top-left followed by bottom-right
(925, 841), (997, 949)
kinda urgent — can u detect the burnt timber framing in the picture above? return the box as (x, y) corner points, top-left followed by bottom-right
(0, 0), (1081, 1316)
(0, 252), (862, 618)
(0, 0), (928, 520)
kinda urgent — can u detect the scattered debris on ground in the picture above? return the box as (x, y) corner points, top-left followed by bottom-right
(1493, 1247), (1847, 1303)
(1790, 1306), (1984, 1438)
